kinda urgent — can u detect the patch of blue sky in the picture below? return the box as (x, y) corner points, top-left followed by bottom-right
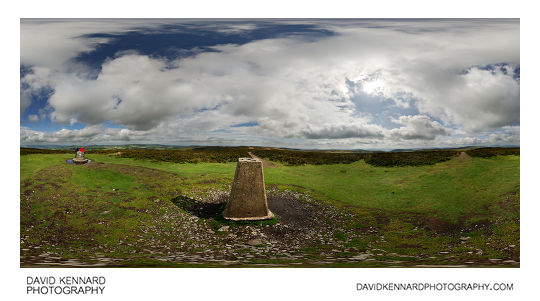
(460, 62), (520, 80)
(72, 21), (336, 73)
(513, 65), (520, 81)
(211, 129), (231, 134)
(73, 22), (333, 71)
(196, 102), (225, 113)
(231, 121), (259, 127)
(20, 64), (33, 78)
(350, 92), (420, 129)
(20, 85), (54, 118)
(112, 96), (123, 109)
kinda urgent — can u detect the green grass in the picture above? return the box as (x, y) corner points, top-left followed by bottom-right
(20, 151), (519, 267)
(262, 156), (519, 222)
(21, 153), (519, 223)
(70, 166), (135, 192)
(20, 154), (72, 182)
(30, 153), (518, 223)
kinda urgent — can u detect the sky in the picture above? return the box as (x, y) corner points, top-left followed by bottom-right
(20, 18), (520, 149)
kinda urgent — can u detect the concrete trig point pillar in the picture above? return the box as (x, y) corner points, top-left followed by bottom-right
(223, 158), (274, 221)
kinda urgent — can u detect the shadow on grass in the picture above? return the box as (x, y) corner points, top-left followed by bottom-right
(170, 195), (226, 219)
(170, 195), (278, 229)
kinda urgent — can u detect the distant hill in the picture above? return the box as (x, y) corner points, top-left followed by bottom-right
(21, 144), (519, 153)
(390, 145), (519, 152)
(21, 145), (519, 166)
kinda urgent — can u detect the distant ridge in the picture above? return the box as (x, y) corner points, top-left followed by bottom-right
(21, 144), (519, 152)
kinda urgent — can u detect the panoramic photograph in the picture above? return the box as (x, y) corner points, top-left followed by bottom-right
(20, 18), (519, 267)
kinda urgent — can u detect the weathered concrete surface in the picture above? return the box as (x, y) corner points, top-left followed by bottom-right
(223, 158), (274, 220)
(72, 151), (88, 164)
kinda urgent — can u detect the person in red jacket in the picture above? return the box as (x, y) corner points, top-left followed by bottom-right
(80, 147), (85, 153)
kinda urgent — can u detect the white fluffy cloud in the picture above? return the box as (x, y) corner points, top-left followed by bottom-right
(20, 19), (519, 148)
(403, 65), (520, 133)
(20, 125), (155, 144)
(21, 19), (166, 70)
(390, 115), (450, 140)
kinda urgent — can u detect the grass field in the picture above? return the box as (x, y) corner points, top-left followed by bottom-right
(20, 149), (519, 267)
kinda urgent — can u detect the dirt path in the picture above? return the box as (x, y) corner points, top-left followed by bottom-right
(247, 152), (276, 168)
(457, 151), (472, 161)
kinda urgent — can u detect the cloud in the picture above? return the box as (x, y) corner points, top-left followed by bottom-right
(27, 115), (39, 122)
(20, 66), (54, 114)
(301, 123), (384, 139)
(20, 125), (155, 144)
(487, 126), (520, 145)
(20, 19), (519, 148)
(404, 65), (520, 133)
(20, 19), (166, 70)
(390, 115), (450, 140)
(20, 90), (32, 114)
(48, 54), (202, 130)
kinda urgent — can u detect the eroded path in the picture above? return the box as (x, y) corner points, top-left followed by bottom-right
(248, 152), (276, 168)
